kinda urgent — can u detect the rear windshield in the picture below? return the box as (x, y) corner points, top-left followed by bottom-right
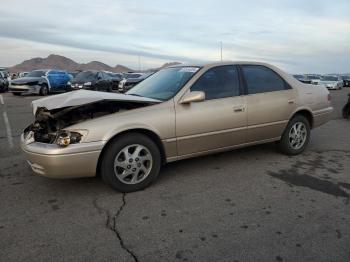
(74, 71), (98, 81)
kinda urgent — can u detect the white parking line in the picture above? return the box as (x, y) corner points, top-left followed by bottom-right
(0, 95), (14, 148)
(3, 112), (14, 148)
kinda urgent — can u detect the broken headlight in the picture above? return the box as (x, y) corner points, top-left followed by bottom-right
(54, 130), (87, 147)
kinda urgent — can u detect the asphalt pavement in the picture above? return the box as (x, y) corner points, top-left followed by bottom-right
(0, 89), (349, 262)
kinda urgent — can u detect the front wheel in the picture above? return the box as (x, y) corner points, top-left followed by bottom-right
(100, 133), (161, 192)
(277, 115), (310, 155)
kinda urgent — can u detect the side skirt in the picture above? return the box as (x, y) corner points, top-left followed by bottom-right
(166, 137), (281, 163)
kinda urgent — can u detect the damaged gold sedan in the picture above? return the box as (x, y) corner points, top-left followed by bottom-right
(21, 62), (333, 192)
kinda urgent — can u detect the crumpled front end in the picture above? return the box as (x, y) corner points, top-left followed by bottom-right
(21, 90), (161, 178)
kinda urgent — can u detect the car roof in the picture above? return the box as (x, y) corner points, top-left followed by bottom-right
(167, 61), (283, 69)
(79, 70), (101, 73)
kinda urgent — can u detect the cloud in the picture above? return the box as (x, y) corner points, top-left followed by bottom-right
(0, 0), (349, 72)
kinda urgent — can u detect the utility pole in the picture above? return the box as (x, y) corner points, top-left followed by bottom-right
(138, 55), (141, 72)
(219, 41), (223, 61)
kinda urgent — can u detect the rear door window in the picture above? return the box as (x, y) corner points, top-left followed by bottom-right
(241, 65), (289, 94)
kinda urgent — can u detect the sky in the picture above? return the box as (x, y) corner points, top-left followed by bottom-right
(0, 0), (349, 73)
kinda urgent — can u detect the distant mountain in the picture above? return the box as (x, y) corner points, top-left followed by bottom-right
(115, 64), (133, 72)
(7, 54), (182, 73)
(159, 62), (182, 68)
(77, 61), (114, 71)
(146, 62), (182, 72)
(9, 55), (78, 72)
(8, 54), (133, 73)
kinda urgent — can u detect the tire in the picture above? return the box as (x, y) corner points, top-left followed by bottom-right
(343, 105), (350, 119)
(39, 85), (49, 96)
(13, 92), (22, 96)
(100, 133), (161, 192)
(277, 115), (311, 156)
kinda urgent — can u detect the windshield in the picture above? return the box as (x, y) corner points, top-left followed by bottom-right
(322, 76), (338, 81)
(27, 70), (46, 77)
(126, 67), (200, 101)
(74, 71), (98, 81)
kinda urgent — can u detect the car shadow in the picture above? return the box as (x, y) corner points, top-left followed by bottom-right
(157, 142), (278, 185)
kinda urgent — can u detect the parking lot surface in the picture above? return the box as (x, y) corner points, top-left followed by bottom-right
(1, 89), (350, 262)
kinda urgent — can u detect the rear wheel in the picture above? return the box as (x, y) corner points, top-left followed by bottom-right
(100, 133), (161, 192)
(277, 115), (310, 155)
(343, 104), (350, 119)
(39, 85), (48, 96)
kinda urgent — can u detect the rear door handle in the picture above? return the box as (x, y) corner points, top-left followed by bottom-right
(233, 106), (245, 112)
(288, 100), (295, 104)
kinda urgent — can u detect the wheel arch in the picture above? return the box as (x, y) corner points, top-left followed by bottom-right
(291, 109), (314, 128)
(96, 128), (167, 176)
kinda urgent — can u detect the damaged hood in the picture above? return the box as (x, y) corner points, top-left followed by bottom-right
(31, 90), (161, 114)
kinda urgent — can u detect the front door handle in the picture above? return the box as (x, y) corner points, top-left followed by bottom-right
(288, 100), (295, 104)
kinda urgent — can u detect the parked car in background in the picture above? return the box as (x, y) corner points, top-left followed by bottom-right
(0, 71), (9, 92)
(118, 72), (154, 93)
(319, 75), (343, 90)
(105, 72), (123, 90)
(68, 70), (115, 92)
(9, 70), (72, 96)
(293, 74), (312, 84)
(68, 71), (81, 79)
(11, 73), (19, 80)
(305, 74), (322, 85)
(19, 72), (29, 78)
(341, 75), (350, 87)
(21, 61), (333, 192)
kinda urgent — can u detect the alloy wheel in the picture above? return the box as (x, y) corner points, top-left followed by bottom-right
(288, 122), (307, 150)
(114, 144), (153, 184)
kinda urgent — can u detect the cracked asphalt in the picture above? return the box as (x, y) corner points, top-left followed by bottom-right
(0, 89), (350, 262)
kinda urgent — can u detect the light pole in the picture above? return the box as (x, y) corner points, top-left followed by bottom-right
(138, 55), (141, 71)
(219, 41), (223, 61)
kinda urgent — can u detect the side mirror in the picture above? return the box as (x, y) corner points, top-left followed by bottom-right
(180, 91), (205, 104)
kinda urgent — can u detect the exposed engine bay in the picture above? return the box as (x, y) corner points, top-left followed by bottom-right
(24, 100), (155, 144)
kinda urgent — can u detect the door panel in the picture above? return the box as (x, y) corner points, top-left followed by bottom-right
(240, 64), (298, 142)
(175, 96), (247, 156)
(246, 89), (297, 142)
